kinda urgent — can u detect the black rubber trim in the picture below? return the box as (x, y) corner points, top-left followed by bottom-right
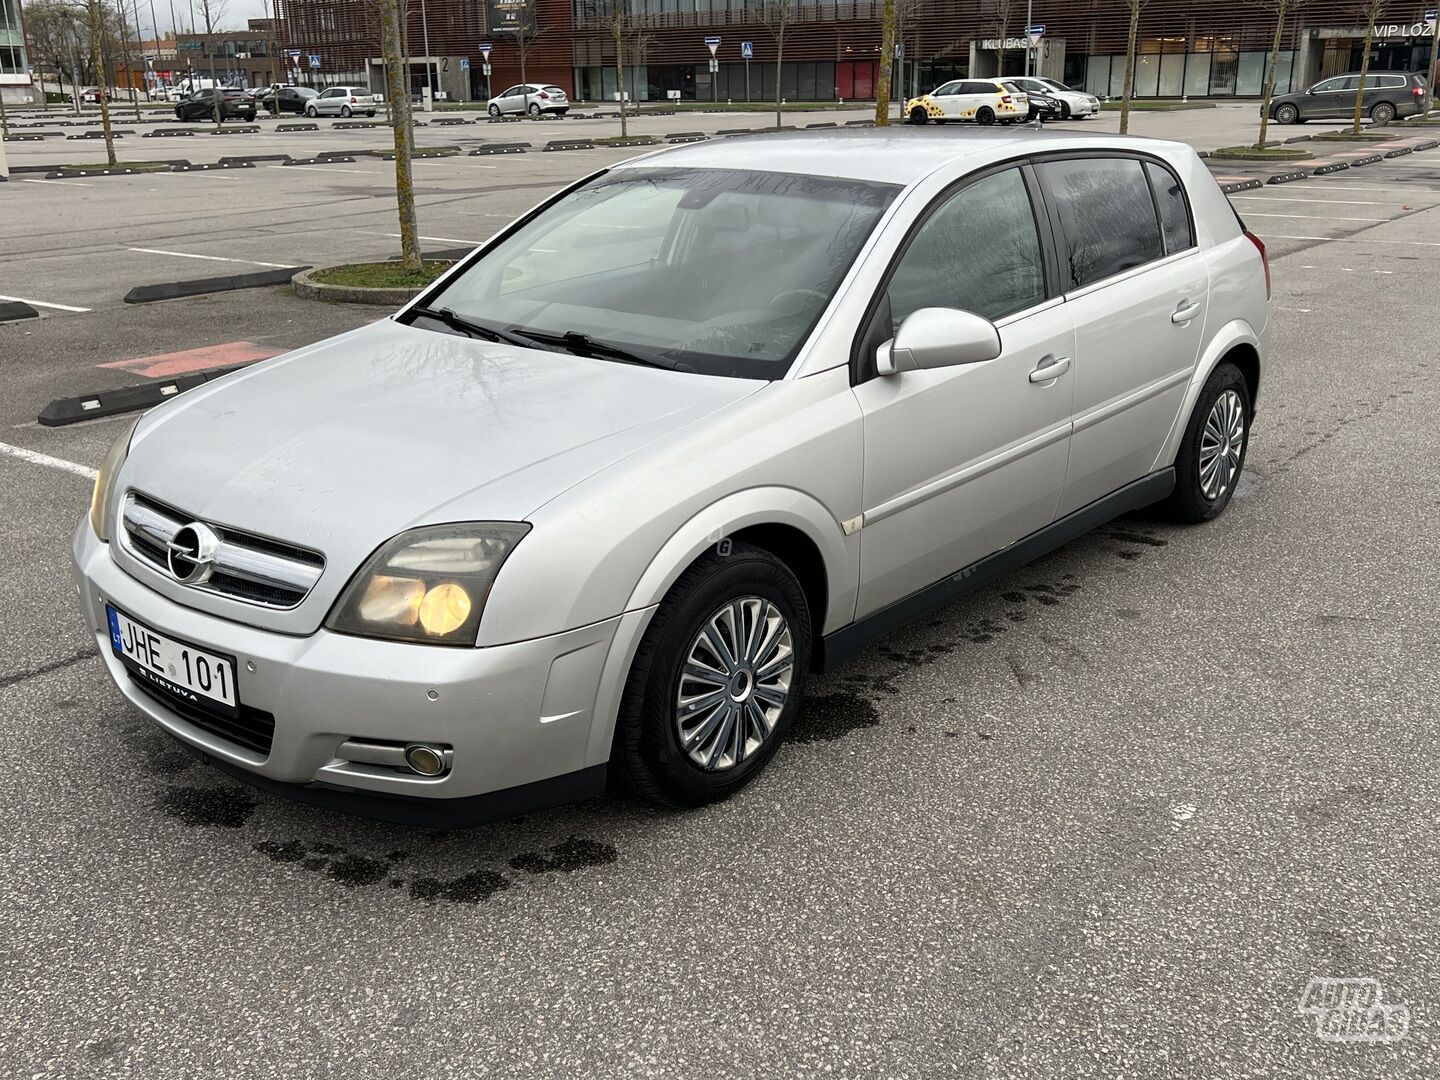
(0, 300), (39, 323)
(184, 743), (610, 826)
(123, 266), (308, 304)
(37, 363), (254, 426)
(815, 468), (1175, 672)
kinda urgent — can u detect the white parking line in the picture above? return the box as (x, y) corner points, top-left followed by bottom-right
(0, 293), (92, 312)
(384, 233), (481, 244)
(1242, 212), (1392, 221)
(0, 441), (97, 481)
(1254, 234), (1440, 246)
(1229, 195), (1396, 205)
(20, 177), (94, 187)
(265, 164), (374, 175)
(128, 248), (291, 268)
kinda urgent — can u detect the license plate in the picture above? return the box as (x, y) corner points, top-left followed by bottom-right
(107, 605), (238, 712)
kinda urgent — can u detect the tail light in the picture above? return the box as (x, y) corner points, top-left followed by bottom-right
(349, 96), (358, 103)
(1244, 228), (1271, 300)
(1000, 94), (1012, 103)
(1414, 86), (1425, 97)
(538, 91), (550, 99)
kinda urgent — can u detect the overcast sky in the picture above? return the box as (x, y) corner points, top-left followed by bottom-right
(158, 0), (273, 33)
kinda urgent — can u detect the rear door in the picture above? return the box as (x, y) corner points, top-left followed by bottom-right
(1037, 154), (1209, 517)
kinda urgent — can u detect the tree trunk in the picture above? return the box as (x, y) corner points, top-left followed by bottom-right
(1352, 19), (1376, 134)
(1430, 8), (1440, 114)
(614, 18), (627, 137)
(874, 0), (896, 125)
(88, 0), (118, 166)
(202, 2), (220, 130)
(519, 37), (529, 118)
(379, 0), (422, 271)
(1257, 0), (1288, 149)
(1119, 1), (1140, 135)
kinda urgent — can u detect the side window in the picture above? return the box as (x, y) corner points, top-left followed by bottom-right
(1144, 161), (1194, 254)
(1311, 78), (1340, 93)
(1040, 157), (1165, 289)
(933, 81), (959, 96)
(886, 168), (1047, 328)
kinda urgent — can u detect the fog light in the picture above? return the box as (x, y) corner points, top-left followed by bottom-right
(404, 743), (446, 776)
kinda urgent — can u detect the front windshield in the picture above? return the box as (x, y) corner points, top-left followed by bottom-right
(422, 166), (900, 379)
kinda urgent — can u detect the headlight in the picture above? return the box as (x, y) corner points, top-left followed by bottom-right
(90, 415), (141, 541)
(325, 522), (530, 646)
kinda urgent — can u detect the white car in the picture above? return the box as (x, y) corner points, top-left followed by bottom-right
(1008, 77), (1101, 119)
(906, 79), (1029, 125)
(487, 83), (570, 117)
(306, 86), (381, 118)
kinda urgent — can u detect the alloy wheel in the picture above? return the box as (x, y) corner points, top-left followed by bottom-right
(1198, 388), (1245, 501)
(674, 597), (794, 772)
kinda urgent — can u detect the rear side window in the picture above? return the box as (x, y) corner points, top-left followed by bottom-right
(887, 167), (1047, 326)
(1144, 161), (1194, 254)
(1039, 157), (1165, 289)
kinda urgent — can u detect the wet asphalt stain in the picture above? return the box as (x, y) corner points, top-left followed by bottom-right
(509, 836), (618, 874)
(409, 870), (510, 904)
(120, 724), (195, 776)
(790, 693), (881, 743)
(160, 785), (257, 828)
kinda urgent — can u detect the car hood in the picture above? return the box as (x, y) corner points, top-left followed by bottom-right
(119, 319), (766, 631)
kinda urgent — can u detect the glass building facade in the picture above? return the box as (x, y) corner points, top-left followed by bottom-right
(0, 0), (31, 99)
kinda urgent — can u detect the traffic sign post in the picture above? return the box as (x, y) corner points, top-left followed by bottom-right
(742, 41), (752, 102)
(308, 54), (321, 70)
(705, 36), (721, 101)
(1024, 24), (1045, 76)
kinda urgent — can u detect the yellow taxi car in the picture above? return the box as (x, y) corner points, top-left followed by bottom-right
(906, 79), (1030, 126)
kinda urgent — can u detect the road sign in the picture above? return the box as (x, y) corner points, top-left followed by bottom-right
(286, 48), (301, 58)
(704, 35), (721, 59)
(479, 42), (493, 59)
(895, 42), (905, 59)
(461, 57), (470, 70)
(1027, 25), (1045, 49)
(741, 41), (753, 59)
(308, 54), (321, 69)
(482, 64), (492, 76)
(709, 58), (718, 73)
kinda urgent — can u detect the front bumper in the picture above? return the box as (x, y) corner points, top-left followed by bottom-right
(72, 521), (651, 823)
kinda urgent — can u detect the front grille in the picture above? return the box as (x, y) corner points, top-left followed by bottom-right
(128, 671), (277, 755)
(121, 492), (325, 609)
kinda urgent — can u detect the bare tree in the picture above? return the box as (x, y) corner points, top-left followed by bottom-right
(1429, 7), (1440, 114)
(587, 1), (643, 135)
(757, 0), (794, 128)
(990, 0), (1015, 80)
(85, 0), (118, 164)
(1252, 0), (1313, 149)
(874, 0), (896, 125)
(378, 0), (422, 270)
(1117, 0), (1150, 135)
(1350, 0), (1383, 134)
(506, 0), (547, 118)
(195, 0), (227, 128)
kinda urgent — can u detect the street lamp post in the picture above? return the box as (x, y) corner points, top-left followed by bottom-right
(420, 0), (434, 111)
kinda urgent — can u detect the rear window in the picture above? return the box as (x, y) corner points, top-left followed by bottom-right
(1145, 161), (1195, 254)
(1039, 157), (1165, 289)
(543, 86), (566, 94)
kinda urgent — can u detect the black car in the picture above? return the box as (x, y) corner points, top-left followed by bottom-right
(259, 85), (319, 116)
(1269, 70), (1428, 124)
(1003, 79), (1064, 122)
(174, 88), (257, 123)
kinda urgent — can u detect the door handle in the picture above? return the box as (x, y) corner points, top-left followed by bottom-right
(1028, 355), (1071, 384)
(1172, 301), (1202, 324)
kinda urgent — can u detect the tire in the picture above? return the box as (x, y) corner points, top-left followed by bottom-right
(1370, 101), (1396, 124)
(366, 110), (376, 117)
(305, 105), (317, 117)
(488, 103), (501, 116)
(612, 542), (812, 808)
(976, 106), (995, 126)
(1164, 363), (1251, 523)
(1060, 102), (1072, 119)
(527, 102), (542, 117)
(1274, 103), (1299, 124)
(340, 105), (352, 117)
(909, 105), (929, 124)
(174, 107), (183, 120)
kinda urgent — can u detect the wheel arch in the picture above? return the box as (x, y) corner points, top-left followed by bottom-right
(1152, 320), (1264, 471)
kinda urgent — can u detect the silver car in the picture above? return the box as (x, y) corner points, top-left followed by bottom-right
(487, 83), (570, 117)
(305, 85), (379, 118)
(74, 130), (1270, 823)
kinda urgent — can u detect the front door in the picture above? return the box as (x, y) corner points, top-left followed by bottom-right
(1309, 76), (1356, 118)
(853, 165), (1076, 616)
(1035, 155), (1209, 517)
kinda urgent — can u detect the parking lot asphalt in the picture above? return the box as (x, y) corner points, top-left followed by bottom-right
(3, 110), (1440, 1077)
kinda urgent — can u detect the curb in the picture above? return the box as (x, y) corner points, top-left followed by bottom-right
(545, 139), (595, 151)
(1349, 153), (1384, 167)
(291, 265), (453, 306)
(0, 300), (40, 323)
(171, 161), (256, 171)
(1220, 179), (1263, 194)
(38, 364), (253, 427)
(284, 156), (357, 165)
(123, 266), (310, 304)
(1266, 171), (1308, 184)
(276, 122), (320, 131)
(1313, 161), (1350, 174)
(470, 143), (529, 155)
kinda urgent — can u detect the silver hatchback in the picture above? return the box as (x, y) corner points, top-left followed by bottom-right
(74, 130), (1270, 823)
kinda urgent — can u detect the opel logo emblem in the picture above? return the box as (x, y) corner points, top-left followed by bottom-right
(167, 522), (221, 584)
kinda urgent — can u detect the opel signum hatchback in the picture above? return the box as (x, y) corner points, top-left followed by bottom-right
(74, 130), (1269, 824)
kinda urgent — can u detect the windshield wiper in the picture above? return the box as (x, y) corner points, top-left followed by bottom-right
(526, 329), (675, 370)
(407, 306), (543, 350)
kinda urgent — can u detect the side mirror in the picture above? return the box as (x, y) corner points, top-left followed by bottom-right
(877, 308), (1002, 375)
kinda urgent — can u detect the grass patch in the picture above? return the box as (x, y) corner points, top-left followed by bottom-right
(1208, 145), (1311, 160)
(310, 261), (453, 289)
(59, 160), (172, 171)
(1100, 100), (1217, 111)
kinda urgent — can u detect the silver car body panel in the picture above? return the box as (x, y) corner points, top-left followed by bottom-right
(74, 129), (1268, 810)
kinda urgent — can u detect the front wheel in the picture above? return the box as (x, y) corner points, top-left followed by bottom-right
(1370, 101), (1396, 124)
(976, 106), (995, 126)
(909, 105), (929, 124)
(1164, 363), (1250, 523)
(612, 542), (811, 807)
(1060, 102), (1072, 120)
(527, 102), (542, 117)
(488, 103), (501, 116)
(1274, 103), (1299, 124)
(305, 105), (317, 117)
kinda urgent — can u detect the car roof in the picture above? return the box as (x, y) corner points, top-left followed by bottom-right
(617, 128), (1189, 187)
